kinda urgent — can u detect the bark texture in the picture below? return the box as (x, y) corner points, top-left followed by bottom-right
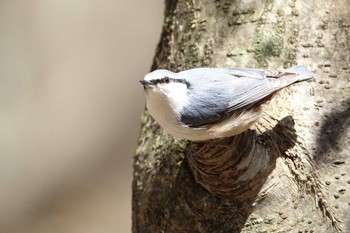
(133, 0), (350, 232)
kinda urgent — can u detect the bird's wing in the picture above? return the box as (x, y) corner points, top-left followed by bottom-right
(179, 67), (311, 127)
(224, 66), (312, 111)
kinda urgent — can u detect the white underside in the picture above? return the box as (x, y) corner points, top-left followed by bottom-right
(146, 89), (262, 141)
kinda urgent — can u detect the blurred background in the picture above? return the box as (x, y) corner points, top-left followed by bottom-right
(0, 1), (163, 232)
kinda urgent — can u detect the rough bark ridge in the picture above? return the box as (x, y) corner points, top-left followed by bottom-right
(133, 0), (350, 232)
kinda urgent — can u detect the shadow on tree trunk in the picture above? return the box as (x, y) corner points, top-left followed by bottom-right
(134, 116), (297, 232)
(316, 98), (350, 164)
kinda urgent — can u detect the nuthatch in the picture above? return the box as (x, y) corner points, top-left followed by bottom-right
(140, 65), (313, 141)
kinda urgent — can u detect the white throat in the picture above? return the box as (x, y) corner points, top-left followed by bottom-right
(161, 82), (188, 113)
(145, 82), (189, 133)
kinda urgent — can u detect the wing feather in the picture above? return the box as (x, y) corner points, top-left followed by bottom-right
(178, 66), (311, 127)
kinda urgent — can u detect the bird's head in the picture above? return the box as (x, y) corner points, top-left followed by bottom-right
(140, 69), (190, 107)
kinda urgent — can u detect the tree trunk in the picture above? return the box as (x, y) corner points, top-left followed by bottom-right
(133, 0), (350, 232)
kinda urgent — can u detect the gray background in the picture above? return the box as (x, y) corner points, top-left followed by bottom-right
(0, 1), (163, 232)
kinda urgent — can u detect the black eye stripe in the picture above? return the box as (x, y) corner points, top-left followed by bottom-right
(151, 77), (191, 88)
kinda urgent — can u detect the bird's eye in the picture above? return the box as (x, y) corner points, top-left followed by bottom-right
(163, 77), (170, 83)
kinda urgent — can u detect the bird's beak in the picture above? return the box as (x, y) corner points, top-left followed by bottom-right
(139, 80), (155, 88)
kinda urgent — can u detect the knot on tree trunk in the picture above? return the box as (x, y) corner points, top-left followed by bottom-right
(187, 116), (297, 201)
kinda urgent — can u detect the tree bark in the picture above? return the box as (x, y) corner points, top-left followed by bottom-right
(133, 0), (350, 232)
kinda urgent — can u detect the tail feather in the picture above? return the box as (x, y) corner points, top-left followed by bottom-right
(284, 65), (313, 81)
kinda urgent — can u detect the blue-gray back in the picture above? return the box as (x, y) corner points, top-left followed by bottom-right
(178, 66), (312, 127)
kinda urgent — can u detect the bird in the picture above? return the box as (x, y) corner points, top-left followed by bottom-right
(140, 65), (313, 141)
